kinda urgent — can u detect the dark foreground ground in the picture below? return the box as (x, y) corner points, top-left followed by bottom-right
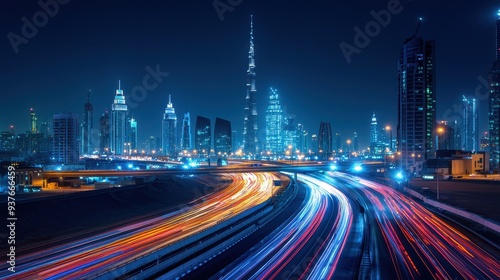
(0, 175), (226, 252)
(407, 178), (500, 223)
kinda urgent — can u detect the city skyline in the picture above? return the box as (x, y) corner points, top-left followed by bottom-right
(1, 0), (498, 150)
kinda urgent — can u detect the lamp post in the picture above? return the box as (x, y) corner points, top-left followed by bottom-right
(436, 127), (444, 200)
(346, 139), (351, 160)
(386, 125), (392, 152)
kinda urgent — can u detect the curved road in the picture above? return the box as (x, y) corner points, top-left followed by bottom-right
(210, 173), (360, 280)
(0, 173), (278, 279)
(328, 172), (500, 279)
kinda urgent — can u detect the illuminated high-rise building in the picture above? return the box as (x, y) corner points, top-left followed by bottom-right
(318, 121), (332, 159)
(214, 117), (232, 156)
(462, 96), (479, 152)
(99, 110), (110, 154)
(81, 90), (93, 155)
(297, 123), (308, 155)
(52, 112), (79, 164)
(162, 94), (177, 156)
(265, 87), (283, 155)
(283, 117), (298, 152)
(129, 117), (138, 152)
(334, 132), (342, 155)
(397, 21), (436, 170)
(195, 116), (211, 156)
(0, 131), (15, 151)
(370, 113), (378, 145)
(243, 15), (258, 156)
(30, 108), (37, 134)
(110, 81), (128, 155)
(181, 112), (192, 151)
(489, 10), (500, 170)
(353, 132), (359, 153)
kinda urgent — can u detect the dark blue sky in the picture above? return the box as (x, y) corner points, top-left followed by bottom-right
(1, 0), (498, 149)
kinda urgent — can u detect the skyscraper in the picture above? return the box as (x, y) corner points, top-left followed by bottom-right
(489, 10), (500, 170)
(0, 131), (15, 151)
(129, 117), (138, 152)
(265, 87), (283, 155)
(195, 116), (211, 156)
(162, 94), (177, 156)
(30, 108), (37, 134)
(81, 90), (93, 155)
(283, 117), (298, 152)
(110, 81), (128, 155)
(318, 121), (332, 159)
(462, 96), (479, 152)
(297, 123), (308, 155)
(370, 113), (378, 145)
(334, 132), (342, 154)
(99, 110), (110, 154)
(353, 132), (359, 153)
(181, 112), (192, 151)
(214, 118), (232, 156)
(243, 15), (258, 156)
(52, 112), (79, 164)
(397, 23), (436, 170)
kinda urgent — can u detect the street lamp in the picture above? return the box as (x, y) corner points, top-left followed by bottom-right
(346, 139), (351, 160)
(386, 125), (392, 152)
(436, 127), (444, 200)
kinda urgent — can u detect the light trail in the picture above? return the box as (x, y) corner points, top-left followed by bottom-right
(0, 173), (277, 279)
(333, 172), (500, 279)
(219, 173), (353, 280)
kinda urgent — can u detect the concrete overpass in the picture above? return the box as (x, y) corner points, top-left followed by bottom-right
(43, 164), (332, 180)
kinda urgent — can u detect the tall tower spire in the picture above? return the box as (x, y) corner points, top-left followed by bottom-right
(243, 15), (258, 156)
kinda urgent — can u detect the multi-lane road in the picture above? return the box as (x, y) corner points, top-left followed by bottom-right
(329, 172), (500, 279)
(192, 172), (500, 279)
(1, 171), (499, 279)
(0, 173), (277, 279)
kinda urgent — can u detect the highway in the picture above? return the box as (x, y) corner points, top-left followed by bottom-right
(3, 170), (499, 279)
(0, 173), (278, 279)
(205, 173), (359, 280)
(327, 172), (500, 279)
(190, 172), (500, 279)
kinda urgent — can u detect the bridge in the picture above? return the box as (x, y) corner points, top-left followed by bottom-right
(43, 163), (333, 180)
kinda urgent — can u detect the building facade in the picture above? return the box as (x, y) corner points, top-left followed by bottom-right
(195, 116), (211, 156)
(110, 81), (128, 155)
(52, 112), (79, 164)
(489, 10), (500, 170)
(370, 113), (378, 145)
(81, 90), (93, 155)
(99, 111), (110, 154)
(243, 15), (259, 156)
(214, 117), (232, 156)
(181, 112), (192, 151)
(462, 96), (479, 152)
(397, 30), (436, 170)
(265, 87), (283, 155)
(318, 121), (332, 159)
(128, 117), (138, 152)
(162, 95), (177, 156)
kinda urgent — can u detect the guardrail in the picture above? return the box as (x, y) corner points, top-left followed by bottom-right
(91, 202), (270, 279)
(362, 176), (500, 235)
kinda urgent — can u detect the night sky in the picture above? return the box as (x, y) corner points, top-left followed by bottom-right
(1, 0), (498, 149)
